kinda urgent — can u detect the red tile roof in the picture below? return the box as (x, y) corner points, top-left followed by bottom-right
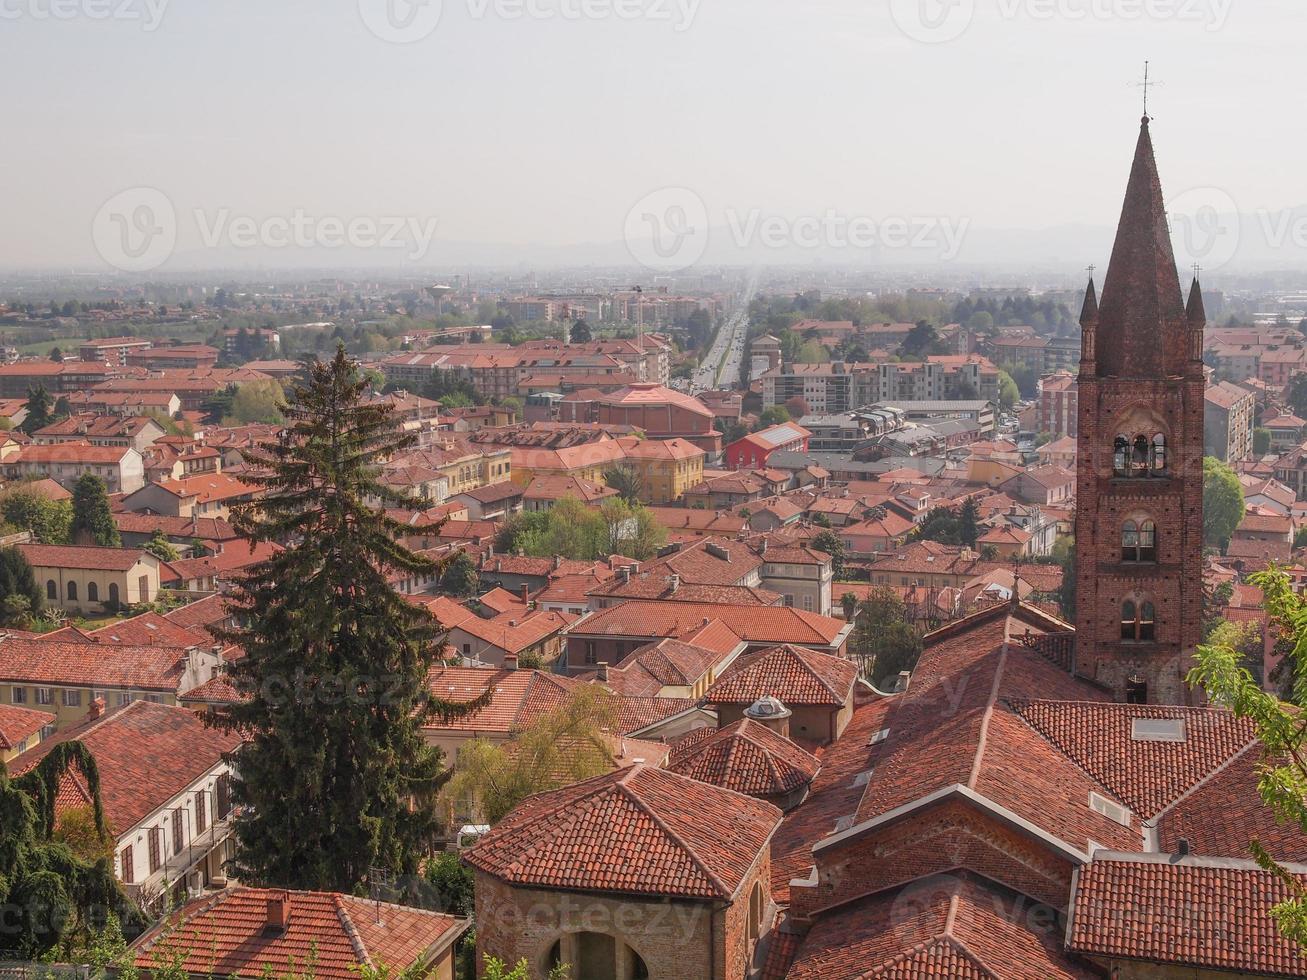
(17, 543), (151, 572)
(423, 666), (582, 733)
(1010, 701), (1255, 818)
(0, 634), (197, 692)
(0, 702), (55, 751)
(786, 872), (1096, 979)
(668, 718), (820, 798)
(130, 887), (467, 980)
(464, 763), (781, 900)
(84, 611), (208, 648)
(705, 644), (857, 707)
(613, 695), (701, 736)
(11, 700), (242, 833)
(570, 601), (848, 648)
(1068, 855), (1307, 977)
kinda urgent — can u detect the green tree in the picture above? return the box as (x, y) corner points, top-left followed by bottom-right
(1189, 565), (1307, 948)
(1203, 455), (1245, 552)
(199, 384), (238, 425)
(0, 545), (43, 625)
(213, 347), (491, 891)
(144, 528), (180, 562)
(996, 370), (1020, 410)
(0, 741), (129, 956)
(227, 378), (287, 424)
(568, 319), (592, 343)
(900, 321), (942, 358)
(1288, 373), (1307, 419)
(441, 550), (480, 597)
(850, 587), (923, 686)
(0, 486), (73, 543)
(445, 687), (617, 824)
(21, 384), (56, 435)
(1254, 427), (1272, 455)
(603, 462), (645, 505)
(810, 529), (845, 579)
(914, 505), (962, 545)
(421, 850), (475, 918)
(958, 497), (980, 549)
(757, 405), (790, 429)
(70, 474), (121, 547)
(840, 591), (858, 620)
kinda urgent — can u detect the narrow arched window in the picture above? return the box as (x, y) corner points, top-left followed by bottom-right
(1121, 520), (1138, 561)
(1151, 433), (1167, 472)
(87, 582), (99, 602)
(1139, 601), (1156, 641)
(66, 581), (77, 601)
(1122, 519), (1157, 562)
(46, 580), (57, 601)
(108, 583), (120, 606)
(1121, 600), (1137, 641)
(1121, 598), (1156, 641)
(1131, 435), (1150, 475)
(1138, 520), (1156, 562)
(1113, 435), (1129, 475)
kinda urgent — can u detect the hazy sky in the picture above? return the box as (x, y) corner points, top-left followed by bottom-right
(1, 0), (1301, 270)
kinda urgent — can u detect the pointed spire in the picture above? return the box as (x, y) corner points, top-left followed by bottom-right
(1080, 277), (1099, 325)
(1094, 116), (1189, 378)
(1186, 276), (1206, 327)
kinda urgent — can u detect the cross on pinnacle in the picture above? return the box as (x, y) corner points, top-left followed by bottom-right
(1130, 61), (1159, 119)
(1192, 262), (1202, 280)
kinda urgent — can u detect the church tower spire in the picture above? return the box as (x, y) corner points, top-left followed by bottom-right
(1073, 116), (1205, 705)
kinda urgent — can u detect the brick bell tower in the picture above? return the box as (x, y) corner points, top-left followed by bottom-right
(1074, 115), (1206, 705)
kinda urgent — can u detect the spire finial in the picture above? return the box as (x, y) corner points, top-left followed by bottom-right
(1130, 61), (1159, 121)
(1192, 262), (1202, 281)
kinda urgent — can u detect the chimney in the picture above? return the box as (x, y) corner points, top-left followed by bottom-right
(265, 892), (291, 934)
(759, 537), (768, 556)
(597, 661), (609, 682)
(553, 554), (563, 571)
(619, 566), (631, 584)
(503, 654), (518, 670)
(87, 696), (105, 721)
(520, 583), (530, 603)
(667, 574), (680, 594)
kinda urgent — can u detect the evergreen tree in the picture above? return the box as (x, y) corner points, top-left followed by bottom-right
(958, 497), (981, 549)
(213, 346), (489, 891)
(20, 384), (56, 435)
(70, 475), (120, 548)
(0, 545), (43, 624)
(440, 550), (479, 597)
(0, 742), (130, 956)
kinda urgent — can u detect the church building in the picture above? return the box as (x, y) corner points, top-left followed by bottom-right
(1073, 114), (1207, 705)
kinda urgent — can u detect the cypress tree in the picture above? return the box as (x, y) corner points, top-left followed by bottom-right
(214, 346), (488, 891)
(69, 475), (121, 548)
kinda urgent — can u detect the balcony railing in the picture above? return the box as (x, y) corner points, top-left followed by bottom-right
(125, 815), (233, 914)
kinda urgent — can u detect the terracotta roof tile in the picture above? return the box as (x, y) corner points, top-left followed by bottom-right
(0, 634), (196, 692)
(668, 718), (820, 798)
(1068, 855), (1307, 977)
(17, 543), (150, 572)
(0, 702), (55, 751)
(787, 873), (1095, 980)
(464, 763), (780, 901)
(11, 701), (242, 833)
(131, 887), (466, 980)
(706, 644), (857, 707)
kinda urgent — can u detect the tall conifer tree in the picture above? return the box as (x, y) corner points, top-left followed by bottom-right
(214, 346), (487, 891)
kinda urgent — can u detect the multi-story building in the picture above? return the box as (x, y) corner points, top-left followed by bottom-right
(619, 436), (706, 504)
(724, 421), (811, 470)
(1204, 379), (1256, 461)
(875, 356), (1000, 404)
(1073, 116), (1206, 706)
(3, 442), (145, 493)
(1036, 371), (1079, 437)
(79, 336), (153, 365)
(10, 700), (241, 914)
(761, 362), (878, 413)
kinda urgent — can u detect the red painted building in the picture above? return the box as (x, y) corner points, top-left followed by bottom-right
(724, 421), (810, 470)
